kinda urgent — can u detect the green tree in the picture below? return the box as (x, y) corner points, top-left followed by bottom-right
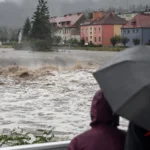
(110, 36), (118, 47)
(115, 35), (121, 43)
(53, 36), (62, 45)
(72, 38), (79, 45)
(0, 27), (8, 43)
(88, 13), (93, 19)
(30, 0), (51, 40)
(121, 37), (129, 46)
(23, 17), (31, 39)
(133, 38), (140, 45)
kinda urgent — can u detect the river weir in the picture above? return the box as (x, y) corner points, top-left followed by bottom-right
(0, 48), (128, 139)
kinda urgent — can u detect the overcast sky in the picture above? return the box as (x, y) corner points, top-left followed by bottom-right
(0, 0), (150, 27)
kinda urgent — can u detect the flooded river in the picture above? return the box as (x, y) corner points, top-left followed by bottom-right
(0, 48), (128, 139)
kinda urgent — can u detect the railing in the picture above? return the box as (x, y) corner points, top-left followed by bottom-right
(0, 141), (70, 150)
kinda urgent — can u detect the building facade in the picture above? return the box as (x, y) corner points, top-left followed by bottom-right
(80, 11), (127, 46)
(121, 12), (150, 46)
(50, 13), (86, 43)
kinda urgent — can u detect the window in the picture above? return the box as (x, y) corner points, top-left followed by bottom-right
(95, 37), (96, 42)
(133, 29), (135, 33)
(99, 37), (101, 42)
(99, 28), (101, 33)
(90, 36), (92, 39)
(90, 32), (92, 35)
(86, 28), (88, 33)
(136, 29), (139, 33)
(127, 30), (130, 34)
(124, 30), (126, 34)
(90, 27), (92, 30)
(95, 28), (96, 33)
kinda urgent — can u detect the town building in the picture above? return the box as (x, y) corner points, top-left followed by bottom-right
(121, 12), (150, 46)
(80, 11), (127, 46)
(50, 13), (86, 43)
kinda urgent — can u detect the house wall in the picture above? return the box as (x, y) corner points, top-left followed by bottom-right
(121, 28), (142, 46)
(114, 25), (122, 36)
(102, 25), (114, 46)
(80, 26), (89, 42)
(88, 26), (94, 43)
(92, 25), (102, 45)
(141, 28), (150, 45)
(56, 15), (86, 42)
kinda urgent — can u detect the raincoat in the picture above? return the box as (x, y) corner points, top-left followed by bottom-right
(68, 90), (125, 150)
(125, 122), (150, 150)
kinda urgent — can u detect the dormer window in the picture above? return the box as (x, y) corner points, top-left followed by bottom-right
(131, 20), (136, 25)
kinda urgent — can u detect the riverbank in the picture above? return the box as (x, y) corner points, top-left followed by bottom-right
(54, 46), (126, 52)
(0, 45), (126, 52)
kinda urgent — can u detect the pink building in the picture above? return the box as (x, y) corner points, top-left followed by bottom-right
(50, 13), (86, 42)
(80, 11), (127, 46)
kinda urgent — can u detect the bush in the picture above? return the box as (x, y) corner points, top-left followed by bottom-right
(31, 40), (53, 51)
(0, 128), (56, 146)
(88, 41), (95, 47)
(96, 44), (103, 47)
(115, 35), (121, 43)
(13, 41), (31, 50)
(80, 38), (85, 46)
(146, 40), (150, 45)
(110, 36), (118, 47)
(121, 37), (129, 46)
(133, 38), (140, 45)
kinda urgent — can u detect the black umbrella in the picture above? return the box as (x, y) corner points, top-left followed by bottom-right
(93, 46), (150, 130)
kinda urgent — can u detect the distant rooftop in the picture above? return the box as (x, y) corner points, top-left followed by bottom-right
(122, 12), (150, 28)
(50, 13), (84, 28)
(81, 11), (127, 26)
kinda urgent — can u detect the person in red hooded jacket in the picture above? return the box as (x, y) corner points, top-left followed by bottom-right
(68, 90), (126, 150)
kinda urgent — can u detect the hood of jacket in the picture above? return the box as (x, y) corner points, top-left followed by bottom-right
(90, 90), (119, 127)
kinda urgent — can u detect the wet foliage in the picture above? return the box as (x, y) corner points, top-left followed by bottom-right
(0, 127), (56, 147)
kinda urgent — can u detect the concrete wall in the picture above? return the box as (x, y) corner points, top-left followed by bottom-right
(121, 28), (142, 46)
(141, 28), (150, 45)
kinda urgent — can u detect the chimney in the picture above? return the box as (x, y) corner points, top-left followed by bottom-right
(69, 14), (72, 16)
(93, 11), (104, 20)
(77, 12), (82, 15)
(111, 10), (115, 17)
(64, 15), (67, 17)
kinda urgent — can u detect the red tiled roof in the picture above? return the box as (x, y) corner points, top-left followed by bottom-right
(50, 14), (84, 28)
(122, 13), (150, 28)
(81, 12), (127, 26)
(92, 12), (127, 25)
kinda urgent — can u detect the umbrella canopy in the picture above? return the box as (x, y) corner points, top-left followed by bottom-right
(93, 46), (150, 130)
